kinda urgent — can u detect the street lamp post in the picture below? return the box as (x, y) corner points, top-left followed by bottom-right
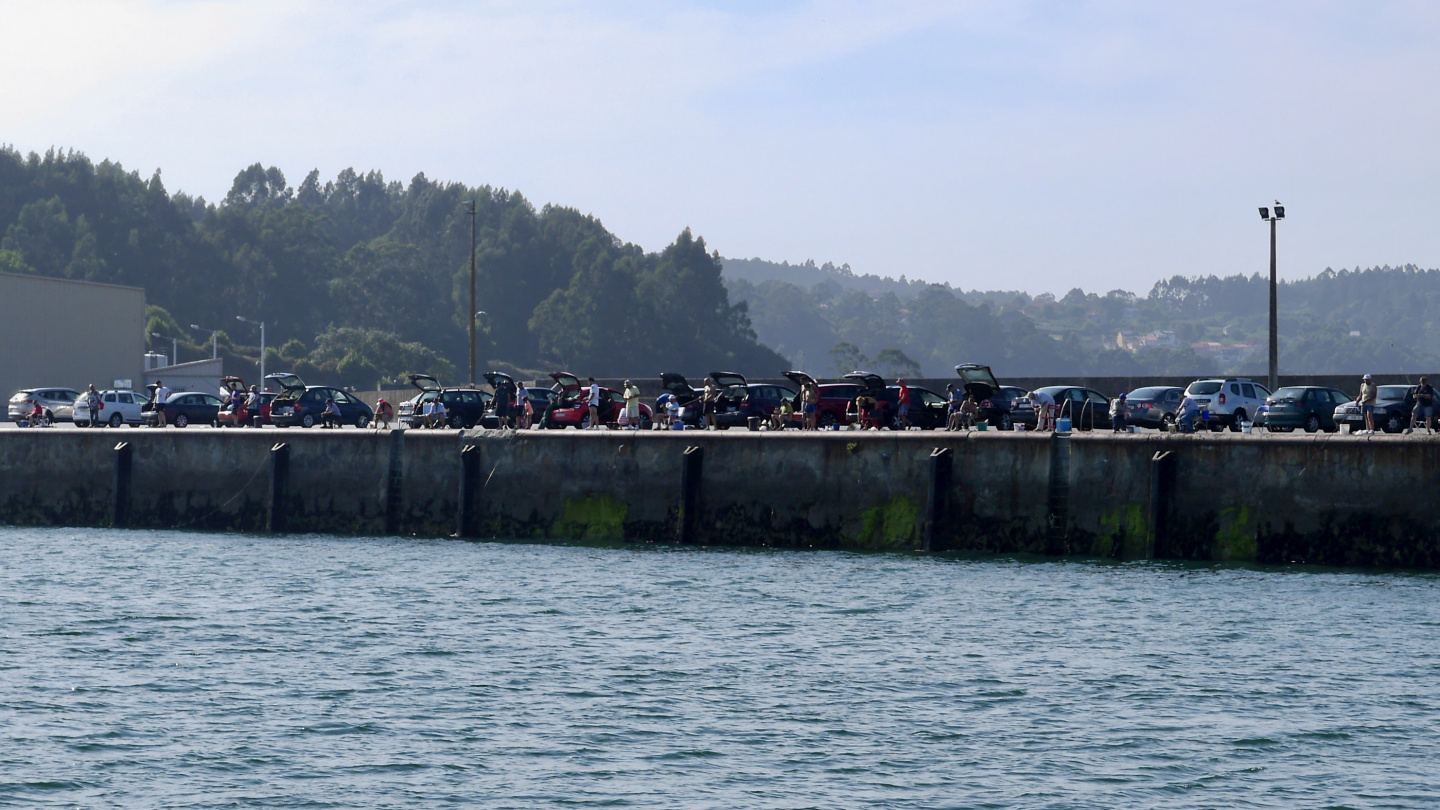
(467, 199), (478, 385)
(236, 316), (266, 385)
(1258, 202), (1285, 393)
(151, 332), (178, 366)
(190, 324), (219, 359)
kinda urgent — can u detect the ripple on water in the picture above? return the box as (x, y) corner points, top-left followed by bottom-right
(0, 528), (1438, 808)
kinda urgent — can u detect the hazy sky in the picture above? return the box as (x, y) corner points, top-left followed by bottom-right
(4, 1), (1439, 294)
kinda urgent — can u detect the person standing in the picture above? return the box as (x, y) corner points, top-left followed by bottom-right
(587, 377), (601, 429)
(700, 378), (719, 429)
(1358, 373), (1377, 433)
(1111, 393), (1130, 432)
(515, 382), (531, 430)
(895, 379), (912, 430)
(244, 385), (260, 427)
(623, 380), (641, 430)
(1411, 377), (1435, 433)
(85, 385), (103, 428)
(1030, 389), (1055, 431)
(802, 380), (819, 430)
(153, 380), (171, 427)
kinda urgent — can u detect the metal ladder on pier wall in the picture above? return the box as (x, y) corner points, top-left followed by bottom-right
(1046, 433), (1071, 553)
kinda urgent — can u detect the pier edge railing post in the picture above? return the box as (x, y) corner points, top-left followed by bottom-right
(924, 446), (953, 552)
(385, 429), (405, 535)
(1045, 432), (1071, 554)
(111, 441), (132, 529)
(1148, 450), (1176, 559)
(458, 443), (480, 538)
(268, 442), (289, 533)
(678, 445), (703, 544)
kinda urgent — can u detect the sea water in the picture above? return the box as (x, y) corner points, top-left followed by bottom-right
(2, 527), (1438, 808)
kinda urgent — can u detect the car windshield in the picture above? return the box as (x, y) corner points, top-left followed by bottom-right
(1377, 385), (1410, 400)
(1187, 381), (1223, 395)
(1270, 387), (1308, 401)
(1127, 387), (1172, 400)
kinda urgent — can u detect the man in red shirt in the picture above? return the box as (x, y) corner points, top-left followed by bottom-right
(896, 379), (912, 429)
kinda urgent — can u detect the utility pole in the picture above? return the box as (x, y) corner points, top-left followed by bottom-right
(236, 316), (266, 385)
(467, 199), (477, 385)
(1258, 203), (1285, 392)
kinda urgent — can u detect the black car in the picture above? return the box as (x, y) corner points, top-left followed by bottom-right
(954, 364), (1014, 430)
(1334, 384), (1413, 433)
(398, 374), (492, 429)
(267, 373), (375, 429)
(1030, 385), (1111, 431)
(142, 390), (224, 428)
(679, 372), (760, 428)
(659, 372), (701, 412)
(1124, 386), (1184, 429)
(879, 384), (948, 429)
(1259, 386), (1350, 433)
(996, 385), (1033, 428)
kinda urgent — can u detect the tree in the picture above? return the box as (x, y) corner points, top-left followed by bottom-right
(875, 348), (922, 378)
(829, 342), (869, 374)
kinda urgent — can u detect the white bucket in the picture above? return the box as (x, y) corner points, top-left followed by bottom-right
(1340, 423), (1351, 434)
(1241, 422), (1253, 434)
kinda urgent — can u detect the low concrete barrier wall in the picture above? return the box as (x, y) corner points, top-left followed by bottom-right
(2, 429), (1438, 568)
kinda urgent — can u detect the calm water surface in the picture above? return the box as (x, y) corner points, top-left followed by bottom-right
(1, 528), (1438, 808)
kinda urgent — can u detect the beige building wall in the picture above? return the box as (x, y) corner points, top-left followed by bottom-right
(0, 272), (146, 399)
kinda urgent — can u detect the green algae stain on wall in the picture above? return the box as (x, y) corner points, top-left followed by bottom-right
(553, 496), (628, 541)
(1095, 503), (1147, 558)
(1214, 505), (1258, 561)
(853, 496), (919, 551)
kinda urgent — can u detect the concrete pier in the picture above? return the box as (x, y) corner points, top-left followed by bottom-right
(2, 429), (1438, 568)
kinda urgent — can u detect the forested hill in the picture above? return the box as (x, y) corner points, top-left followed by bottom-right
(0, 148), (784, 387)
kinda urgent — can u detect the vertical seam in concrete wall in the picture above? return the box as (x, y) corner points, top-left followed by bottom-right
(385, 430), (405, 535)
(1047, 433), (1070, 553)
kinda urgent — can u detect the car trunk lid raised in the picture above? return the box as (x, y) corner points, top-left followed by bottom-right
(409, 374), (442, 393)
(483, 371), (514, 391)
(842, 371), (886, 391)
(661, 372), (694, 395)
(710, 371), (748, 390)
(955, 364), (1000, 399)
(782, 370), (816, 388)
(550, 372), (581, 392)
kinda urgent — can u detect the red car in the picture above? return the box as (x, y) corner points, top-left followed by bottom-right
(215, 376), (276, 427)
(783, 370), (893, 428)
(540, 372), (653, 429)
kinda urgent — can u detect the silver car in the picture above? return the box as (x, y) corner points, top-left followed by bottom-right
(8, 387), (82, 423)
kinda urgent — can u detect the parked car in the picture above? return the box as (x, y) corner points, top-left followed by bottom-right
(997, 386), (1033, 428)
(1257, 386), (1350, 433)
(1123, 386), (1185, 429)
(142, 390), (225, 428)
(8, 387), (81, 423)
(778, 371), (869, 428)
(954, 364), (1014, 430)
(396, 374), (492, 429)
(1025, 385), (1112, 430)
(659, 372), (701, 412)
(214, 376), (272, 427)
(540, 372), (629, 429)
(878, 384), (949, 429)
(1334, 384), (1414, 433)
(73, 389), (146, 427)
(266, 373), (375, 429)
(678, 372), (793, 428)
(1183, 378), (1271, 431)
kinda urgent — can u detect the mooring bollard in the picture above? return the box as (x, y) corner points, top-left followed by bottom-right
(458, 444), (480, 538)
(268, 442), (289, 533)
(1148, 450), (1176, 559)
(385, 429), (405, 535)
(677, 445), (703, 543)
(1045, 432), (1071, 553)
(111, 442), (132, 529)
(923, 447), (953, 552)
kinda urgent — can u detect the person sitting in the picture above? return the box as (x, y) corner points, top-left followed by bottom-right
(1178, 393), (1199, 433)
(854, 392), (877, 429)
(945, 384), (963, 431)
(430, 397), (449, 429)
(960, 394), (979, 429)
(772, 399), (792, 430)
(28, 400), (44, 427)
(322, 398), (343, 428)
(375, 398), (394, 429)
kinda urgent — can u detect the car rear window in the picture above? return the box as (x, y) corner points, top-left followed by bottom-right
(1187, 381), (1223, 395)
(1271, 387), (1309, 400)
(9, 392), (30, 403)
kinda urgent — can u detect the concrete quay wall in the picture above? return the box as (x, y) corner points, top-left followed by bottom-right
(2, 430), (1438, 568)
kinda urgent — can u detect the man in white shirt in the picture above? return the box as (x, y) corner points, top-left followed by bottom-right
(1030, 389), (1056, 431)
(587, 377), (601, 428)
(431, 397), (449, 429)
(153, 381), (171, 427)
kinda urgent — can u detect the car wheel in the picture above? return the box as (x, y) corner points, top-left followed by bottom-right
(999, 414), (1013, 431)
(1230, 409), (1246, 432)
(1304, 415), (1321, 433)
(356, 414), (370, 429)
(640, 415), (653, 430)
(580, 412), (592, 429)
(175, 414), (189, 428)
(1385, 414), (1403, 433)
(109, 413), (123, 428)
(820, 412), (839, 428)
(448, 415), (463, 429)
(1208, 421), (1224, 432)
(301, 414), (315, 429)
(1162, 412), (1176, 427)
